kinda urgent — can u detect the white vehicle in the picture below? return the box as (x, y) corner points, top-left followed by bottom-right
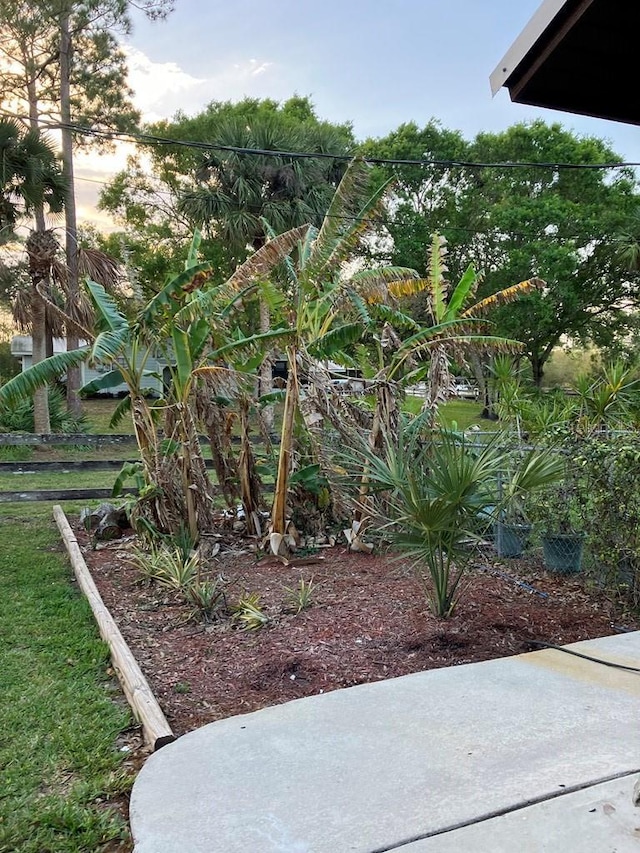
(453, 378), (480, 400)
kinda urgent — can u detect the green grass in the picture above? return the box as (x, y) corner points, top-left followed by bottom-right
(402, 397), (498, 431)
(0, 505), (132, 852)
(0, 470), (123, 493)
(82, 399), (135, 435)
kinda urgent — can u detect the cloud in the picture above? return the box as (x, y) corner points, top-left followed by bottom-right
(124, 47), (275, 122)
(74, 49), (279, 229)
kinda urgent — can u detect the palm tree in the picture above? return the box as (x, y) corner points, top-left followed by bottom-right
(0, 119), (65, 240)
(0, 118), (66, 432)
(178, 108), (354, 428)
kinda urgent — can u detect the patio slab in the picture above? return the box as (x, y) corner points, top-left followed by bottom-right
(130, 632), (640, 853)
(406, 776), (640, 852)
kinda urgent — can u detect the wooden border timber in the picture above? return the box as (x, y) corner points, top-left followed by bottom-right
(0, 433), (273, 446)
(0, 433), (138, 446)
(1, 458), (215, 473)
(52, 505), (175, 751)
(0, 488), (138, 503)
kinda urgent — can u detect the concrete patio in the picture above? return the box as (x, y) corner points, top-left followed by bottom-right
(130, 631), (640, 852)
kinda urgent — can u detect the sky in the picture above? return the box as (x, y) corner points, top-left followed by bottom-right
(75, 0), (640, 229)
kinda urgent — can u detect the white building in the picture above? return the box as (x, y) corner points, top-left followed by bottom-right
(10, 335), (166, 397)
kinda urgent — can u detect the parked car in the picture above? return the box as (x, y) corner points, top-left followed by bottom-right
(453, 378), (480, 400)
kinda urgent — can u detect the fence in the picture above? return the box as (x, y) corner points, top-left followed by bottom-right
(0, 433), (272, 503)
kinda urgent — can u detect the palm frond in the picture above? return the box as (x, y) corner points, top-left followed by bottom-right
(141, 261), (214, 324)
(308, 323), (363, 360)
(78, 248), (121, 290)
(209, 328), (296, 362)
(185, 229), (203, 269)
(350, 266), (420, 291)
(446, 264), (478, 320)
(427, 234), (448, 325)
(12, 286), (33, 332)
(0, 348), (89, 408)
(398, 318), (487, 353)
(90, 327), (130, 363)
(81, 369), (124, 396)
(192, 365), (247, 398)
(369, 302), (420, 331)
(306, 158), (390, 278)
(109, 395), (132, 429)
(463, 278), (545, 318)
(387, 277), (429, 299)
(259, 277), (287, 313)
(86, 279), (127, 332)
(225, 226), (309, 291)
(345, 288), (372, 327)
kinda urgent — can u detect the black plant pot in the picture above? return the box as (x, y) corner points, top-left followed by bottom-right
(495, 521), (532, 558)
(542, 533), (584, 574)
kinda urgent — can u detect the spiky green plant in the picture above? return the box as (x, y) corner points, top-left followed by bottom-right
(284, 576), (316, 614)
(341, 422), (563, 617)
(231, 593), (270, 630)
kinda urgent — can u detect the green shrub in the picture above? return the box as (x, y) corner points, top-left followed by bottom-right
(0, 386), (87, 433)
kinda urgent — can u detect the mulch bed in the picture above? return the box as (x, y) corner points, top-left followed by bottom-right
(71, 521), (640, 739)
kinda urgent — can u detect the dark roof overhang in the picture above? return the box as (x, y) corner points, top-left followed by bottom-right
(491, 0), (640, 126)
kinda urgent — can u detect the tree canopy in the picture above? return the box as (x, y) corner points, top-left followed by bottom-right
(99, 96), (356, 287)
(365, 119), (640, 383)
(0, 118), (66, 239)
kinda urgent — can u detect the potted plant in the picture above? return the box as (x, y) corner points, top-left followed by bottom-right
(494, 448), (565, 558)
(534, 481), (586, 574)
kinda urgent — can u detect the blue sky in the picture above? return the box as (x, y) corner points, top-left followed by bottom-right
(126, 0), (638, 153)
(77, 0), (639, 227)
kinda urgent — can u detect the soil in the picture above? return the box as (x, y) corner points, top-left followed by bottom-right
(73, 522), (640, 740)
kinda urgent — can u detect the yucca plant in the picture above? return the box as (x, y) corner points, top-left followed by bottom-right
(231, 593), (270, 630)
(185, 576), (228, 623)
(283, 576), (316, 614)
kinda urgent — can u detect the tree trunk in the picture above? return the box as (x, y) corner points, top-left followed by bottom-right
(531, 352), (544, 388)
(26, 82), (50, 433)
(60, 11), (82, 417)
(259, 297), (274, 431)
(31, 285), (50, 434)
(270, 345), (298, 539)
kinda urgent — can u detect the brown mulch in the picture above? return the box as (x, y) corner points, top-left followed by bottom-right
(72, 523), (640, 740)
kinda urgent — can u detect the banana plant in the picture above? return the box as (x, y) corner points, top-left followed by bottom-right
(257, 158), (440, 555)
(0, 229), (302, 540)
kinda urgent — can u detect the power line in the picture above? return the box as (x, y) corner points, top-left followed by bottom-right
(73, 174), (624, 245)
(39, 118), (640, 172)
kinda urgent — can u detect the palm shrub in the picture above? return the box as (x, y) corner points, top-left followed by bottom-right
(342, 423), (502, 616)
(0, 385), (87, 433)
(342, 421), (564, 617)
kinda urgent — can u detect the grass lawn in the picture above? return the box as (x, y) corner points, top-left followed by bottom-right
(403, 397), (498, 431)
(82, 399), (135, 435)
(0, 503), (133, 852)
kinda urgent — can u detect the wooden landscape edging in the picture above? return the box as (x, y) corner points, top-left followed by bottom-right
(0, 432), (275, 447)
(0, 487), (139, 503)
(52, 505), (175, 751)
(0, 433), (139, 446)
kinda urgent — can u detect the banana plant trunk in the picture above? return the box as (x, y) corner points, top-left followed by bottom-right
(355, 382), (397, 522)
(271, 345), (298, 537)
(259, 297), (274, 432)
(238, 397), (263, 535)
